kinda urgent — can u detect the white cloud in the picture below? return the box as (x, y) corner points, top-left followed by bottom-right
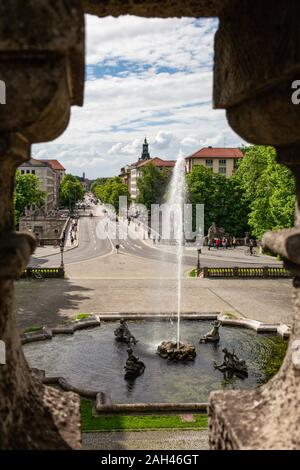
(86, 15), (216, 72)
(108, 139), (140, 156)
(33, 15), (246, 178)
(180, 135), (199, 148)
(153, 131), (174, 149)
(108, 143), (124, 155)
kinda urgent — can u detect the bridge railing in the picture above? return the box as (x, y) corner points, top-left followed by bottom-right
(20, 267), (64, 279)
(201, 266), (291, 278)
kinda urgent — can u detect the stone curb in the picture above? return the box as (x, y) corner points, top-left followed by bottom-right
(21, 315), (101, 344)
(21, 313), (291, 345)
(217, 314), (291, 338)
(31, 368), (99, 399)
(95, 394), (208, 413)
(94, 313), (220, 321)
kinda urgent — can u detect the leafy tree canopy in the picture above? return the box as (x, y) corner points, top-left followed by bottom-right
(59, 174), (84, 209)
(137, 163), (169, 210)
(90, 177), (109, 194)
(93, 176), (131, 212)
(15, 171), (46, 224)
(186, 164), (249, 236)
(235, 146), (295, 238)
(187, 146), (295, 239)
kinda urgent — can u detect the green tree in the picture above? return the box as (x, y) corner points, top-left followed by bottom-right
(14, 171), (45, 224)
(93, 176), (131, 212)
(235, 146), (295, 238)
(186, 165), (249, 236)
(59, 174), (84, 209)
(234, 145), (271, 202)
(137, 163), (169, 210)
(90, 177), (109, 194)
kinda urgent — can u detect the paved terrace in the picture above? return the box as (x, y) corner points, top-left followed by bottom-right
(16, 249), (292, 329)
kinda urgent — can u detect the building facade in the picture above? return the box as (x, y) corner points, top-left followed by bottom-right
(19, 158), (65, 211)
(120, 138), (175, 201)
(185, 147), (244, 178)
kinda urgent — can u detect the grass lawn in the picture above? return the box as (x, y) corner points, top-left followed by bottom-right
(189, 268), (197, 277)
(81, 400), (208, 432)
(23, 325), (43, 333)
(74, 313), (91, 320)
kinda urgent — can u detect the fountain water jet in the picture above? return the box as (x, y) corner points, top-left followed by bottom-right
(168, 152), (186, 347)
(157, 152), (196, 361)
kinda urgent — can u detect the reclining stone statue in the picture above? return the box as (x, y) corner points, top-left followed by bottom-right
(114, 319), (138, 345)
(124, 348), (145, 380)
(214, 348), (248, 377)
(200, 320), (221, 343)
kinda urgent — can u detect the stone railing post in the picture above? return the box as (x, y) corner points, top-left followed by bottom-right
(0, 133), (80, 449)
(208, 0), (300, 449)
(0, 0), (84, 449)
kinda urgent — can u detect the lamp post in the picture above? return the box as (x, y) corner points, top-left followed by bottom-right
(197, 248), (202, 276)
(60, 239), (65, 269)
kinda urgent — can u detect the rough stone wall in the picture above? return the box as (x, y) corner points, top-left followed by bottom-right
(208, 0), (300, 449)
(0, 1), (84, 449)
(0, 0), (300, 449)
(83, 0), (227, 17)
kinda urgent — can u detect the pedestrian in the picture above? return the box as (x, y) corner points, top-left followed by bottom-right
(249, 238), (254, 256)
(70, 234), (74, 246)
(216, 238), (220, 250)
(153, 236), (156, 244)
(232, 237), (237, 249)
(208, 239), (211, 251)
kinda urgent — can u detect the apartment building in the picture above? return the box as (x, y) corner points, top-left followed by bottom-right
(19, 158), (65, 211)
(120, 139), (175, 201)
(185, 147), (244, 177)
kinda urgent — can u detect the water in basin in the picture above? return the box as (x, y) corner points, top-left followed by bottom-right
(23, 320), (287, 404)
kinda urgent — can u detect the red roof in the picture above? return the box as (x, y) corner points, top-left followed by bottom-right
(137, 157), (175, 168)
(26, 158), (65, 171)
(186, 147), (244, 160)
(43, 159), (65, 171)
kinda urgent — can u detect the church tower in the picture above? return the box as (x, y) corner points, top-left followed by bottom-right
(140, 137), (150, 161)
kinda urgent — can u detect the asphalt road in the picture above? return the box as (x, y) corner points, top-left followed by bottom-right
(30, 214), (112, 267)
(29, 209), (282, 269)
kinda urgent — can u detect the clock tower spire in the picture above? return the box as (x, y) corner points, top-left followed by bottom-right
(140, 137), (150, 161)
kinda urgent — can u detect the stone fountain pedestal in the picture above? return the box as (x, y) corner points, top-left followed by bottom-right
(157, 340), (196, 362)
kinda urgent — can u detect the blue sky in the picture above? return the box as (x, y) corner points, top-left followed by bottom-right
(33, 15), (244, 178)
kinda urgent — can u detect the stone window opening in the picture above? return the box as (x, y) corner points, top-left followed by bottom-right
(0, 0), (299, 451)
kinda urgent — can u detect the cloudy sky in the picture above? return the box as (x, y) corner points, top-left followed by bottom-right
(33, 15), (245, 179)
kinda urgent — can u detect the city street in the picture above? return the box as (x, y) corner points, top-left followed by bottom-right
(15, 206), (292, 331)
(29, 206), (282, 270)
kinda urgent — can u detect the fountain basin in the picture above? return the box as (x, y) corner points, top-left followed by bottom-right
(157, 340), (196, 361)
(23, 320), (287, 404)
